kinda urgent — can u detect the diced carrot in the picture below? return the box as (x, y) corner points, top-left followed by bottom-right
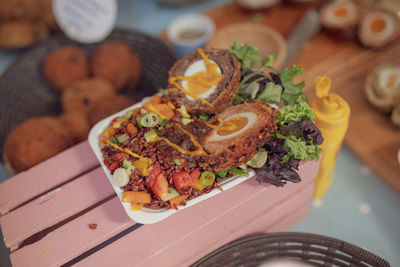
(102, 131), (111, 141)
(151, 94), (162, 104)
(122, 191), (151, 204)
(127, 123), (137, 135)
(169, 194), (189, 209)
(143, 103), (174, 121)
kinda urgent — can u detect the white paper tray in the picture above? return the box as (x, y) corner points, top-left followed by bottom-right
(88, 101), (253, 224)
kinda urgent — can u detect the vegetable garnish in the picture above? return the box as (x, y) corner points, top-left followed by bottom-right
(229, 41), (323, 186)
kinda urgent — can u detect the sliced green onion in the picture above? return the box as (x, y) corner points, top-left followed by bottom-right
(159, 118), (168, 127)
(135, 117), (142, 129)
(144, 129), (158, 142)
(158, 89), (168, 97)
(230, 167), (249, 177)
(126, 166), (135, 177)
(116, 134), (129, 144)
(214, 169), (228, 178)
(200, 171), (215, 186)
(181, 117), (192, 125)
(109, 136), (117, 143)
(198, 114), (210, 121)
(122, 159), (133, 169)
(173, 159), (181, 166)
(126, 111), (133, 120)
(140, 112), (159, 127)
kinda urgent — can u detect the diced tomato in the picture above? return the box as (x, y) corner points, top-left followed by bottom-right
(190, 168), (201, 181)
(148, 167), (168, 199)
(148, 167), (162, 188)
(116, 152), (128, 161)
(173, 171), (197, 191)
(109, 161), (119, 173)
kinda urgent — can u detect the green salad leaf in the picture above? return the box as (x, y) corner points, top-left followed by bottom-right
(276, 99), (316, 125)
(229, 40), (260, 69)
(276, 132), (322, 163)
(256, 82), (282, 104)
(280, 65), (306, 105)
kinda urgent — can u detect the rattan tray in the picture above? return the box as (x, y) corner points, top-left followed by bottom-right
(0, 28), (176, 158)
(191, 232), (390, 267)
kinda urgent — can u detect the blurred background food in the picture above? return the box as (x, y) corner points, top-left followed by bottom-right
(3, 116), (73, 173)
(0, 0), (57, 49)
(91, 41), (142, 91)
(319, 0), (360, 38)
(44, 46), (90, 91)
(365, 64), (400, 126)
(235, 0), (281, 11)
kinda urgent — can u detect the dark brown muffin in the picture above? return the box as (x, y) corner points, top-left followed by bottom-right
(44, 45), (90, 91)
(91, 41), (142, 91)
(61, 78), (115, 116)
(58, 112), (91, 143)
(3, 117), (74, 173)
(88, 94), (135, 126)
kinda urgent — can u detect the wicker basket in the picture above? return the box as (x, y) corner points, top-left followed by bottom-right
(191, 232), (390, 267)
(0, 28), (176, 158)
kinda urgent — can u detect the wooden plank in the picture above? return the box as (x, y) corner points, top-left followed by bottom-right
(10, 197), (135, 267)
(74, 162), (317, 267)
(136, 184), (314, 267)
(9, 161), (317, 267)
(0, 141), (99, 215)
(0, 167), (113, 250)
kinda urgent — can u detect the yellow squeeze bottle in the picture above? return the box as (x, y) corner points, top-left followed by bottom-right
(312, 76), (350, 198)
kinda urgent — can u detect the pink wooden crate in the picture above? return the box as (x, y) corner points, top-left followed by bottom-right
(0, 142), (319, 267)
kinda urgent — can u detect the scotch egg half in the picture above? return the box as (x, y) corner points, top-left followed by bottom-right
(181, 59), (222, 101)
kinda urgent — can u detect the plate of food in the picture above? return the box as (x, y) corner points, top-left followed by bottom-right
(89, 41), (323, 224)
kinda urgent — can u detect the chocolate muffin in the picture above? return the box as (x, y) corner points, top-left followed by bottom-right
(44, 45), (90, 91)
(168, 49), (241, 114)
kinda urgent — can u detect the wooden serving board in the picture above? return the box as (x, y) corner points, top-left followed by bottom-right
(195, 2), (400, 194)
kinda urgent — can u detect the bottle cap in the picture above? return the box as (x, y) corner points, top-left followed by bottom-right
(312, 76), (350, 123)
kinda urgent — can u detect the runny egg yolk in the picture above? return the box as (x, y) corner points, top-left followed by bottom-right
(185, 49), (222, 97)
(169, 48), (222, 106)
(217, 116), (248, 136)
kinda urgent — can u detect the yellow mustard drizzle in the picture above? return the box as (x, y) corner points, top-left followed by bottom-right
(144, 103), (166, 120)
(103, 140), (146, 160)
(156, 123), (204, 156)
(168, 48), (222, 107)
